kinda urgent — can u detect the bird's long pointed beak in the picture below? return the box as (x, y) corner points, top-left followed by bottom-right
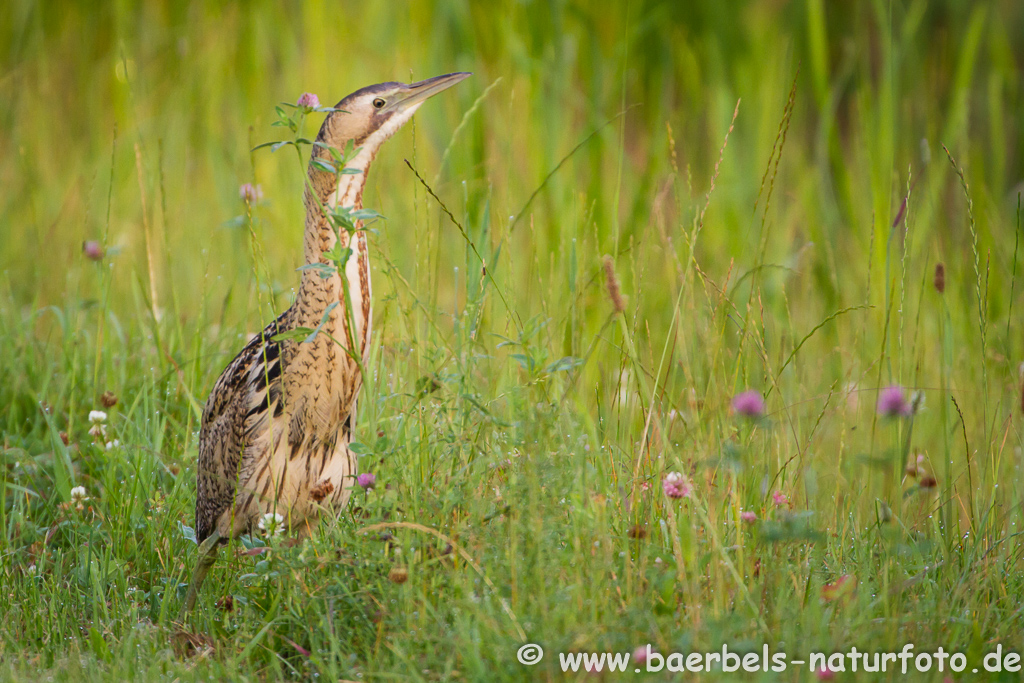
(387, 72), (472, 113)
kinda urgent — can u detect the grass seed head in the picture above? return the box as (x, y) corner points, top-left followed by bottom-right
(602, 255), (626, 313)
(310, 479), (335, 502)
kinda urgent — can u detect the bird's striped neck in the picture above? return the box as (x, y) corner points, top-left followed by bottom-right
(295, 143), (374, 358)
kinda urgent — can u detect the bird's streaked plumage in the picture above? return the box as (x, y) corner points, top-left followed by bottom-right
(181, 73), (470, 617)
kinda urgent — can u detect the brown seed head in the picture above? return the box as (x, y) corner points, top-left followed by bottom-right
(309, 479), (335, 502)
(388, 566), (409, 584)
(603, 255), (626, 313)
(919, 475), (938, 489)
(59, 431), (70, 446)
(100, 391), (118, 408)
(933, 263), (945, 294)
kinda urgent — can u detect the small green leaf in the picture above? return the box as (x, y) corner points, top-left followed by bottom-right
(545, 356), (582, 374)
(252, 140), (287, 151)
(348, 442), (371, 455)
(178, 522), (197, 546)
(310, 158), (337, 173)
(240, 534), (266, 550)
(415, 375), (442, 396)
(296, 263), (337, 278)
(89, 627), (111, 662)
(272, 327), (317, 343)
(350, 208), (383, 221)
(326, 144), (344, 163)
(319, 301), (339, 325)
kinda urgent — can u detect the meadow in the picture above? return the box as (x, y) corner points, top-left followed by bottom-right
(1, 1), (1023, 680)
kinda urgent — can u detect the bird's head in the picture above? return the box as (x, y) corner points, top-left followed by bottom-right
(317, 72), (471, 160)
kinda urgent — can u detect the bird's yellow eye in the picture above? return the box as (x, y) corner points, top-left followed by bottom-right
(372, 98), (386, 109)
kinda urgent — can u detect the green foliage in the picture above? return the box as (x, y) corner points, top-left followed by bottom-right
(1, 0), (1024, 681)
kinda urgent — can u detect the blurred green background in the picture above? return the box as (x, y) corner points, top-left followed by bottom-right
(2, 0), (1021, 322)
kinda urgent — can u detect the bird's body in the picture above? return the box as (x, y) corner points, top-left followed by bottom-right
(181, 73), (470, 616)
(195, 136), (375, 543)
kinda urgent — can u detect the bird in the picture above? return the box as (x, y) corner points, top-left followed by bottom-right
(180, 72), (471, 616)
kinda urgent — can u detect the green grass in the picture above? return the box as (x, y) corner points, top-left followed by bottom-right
(2, 1), (1024, 680)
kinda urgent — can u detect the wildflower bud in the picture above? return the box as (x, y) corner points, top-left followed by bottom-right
(239, 183), (263, 204)
(296, 92), (321, 109)
(82, 240), (103, 261)
(740, 510), (757, 523)
(59, 431), (70, 446)
(633, 646), (652, 666)
(357, 473), (376, 490)
(934, 263), (945, 294)
(877, 386), (912, 418)
(602, 255), (626, 313)
(662, 472), (692, 499)
(731, 390), (765, 419)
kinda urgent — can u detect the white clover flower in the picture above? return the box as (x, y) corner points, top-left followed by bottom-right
(70, 486), (88, 503)
(88, 410), (107, 423)
(258, 512), (285, 536)
(88, 424), (106, 438)
(105, 440), (120, 451)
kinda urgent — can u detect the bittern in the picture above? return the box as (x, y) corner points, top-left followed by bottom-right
(180, 72), (471, 616)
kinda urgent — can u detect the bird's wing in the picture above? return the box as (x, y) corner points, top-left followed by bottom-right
(195, 315), (286, 541)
